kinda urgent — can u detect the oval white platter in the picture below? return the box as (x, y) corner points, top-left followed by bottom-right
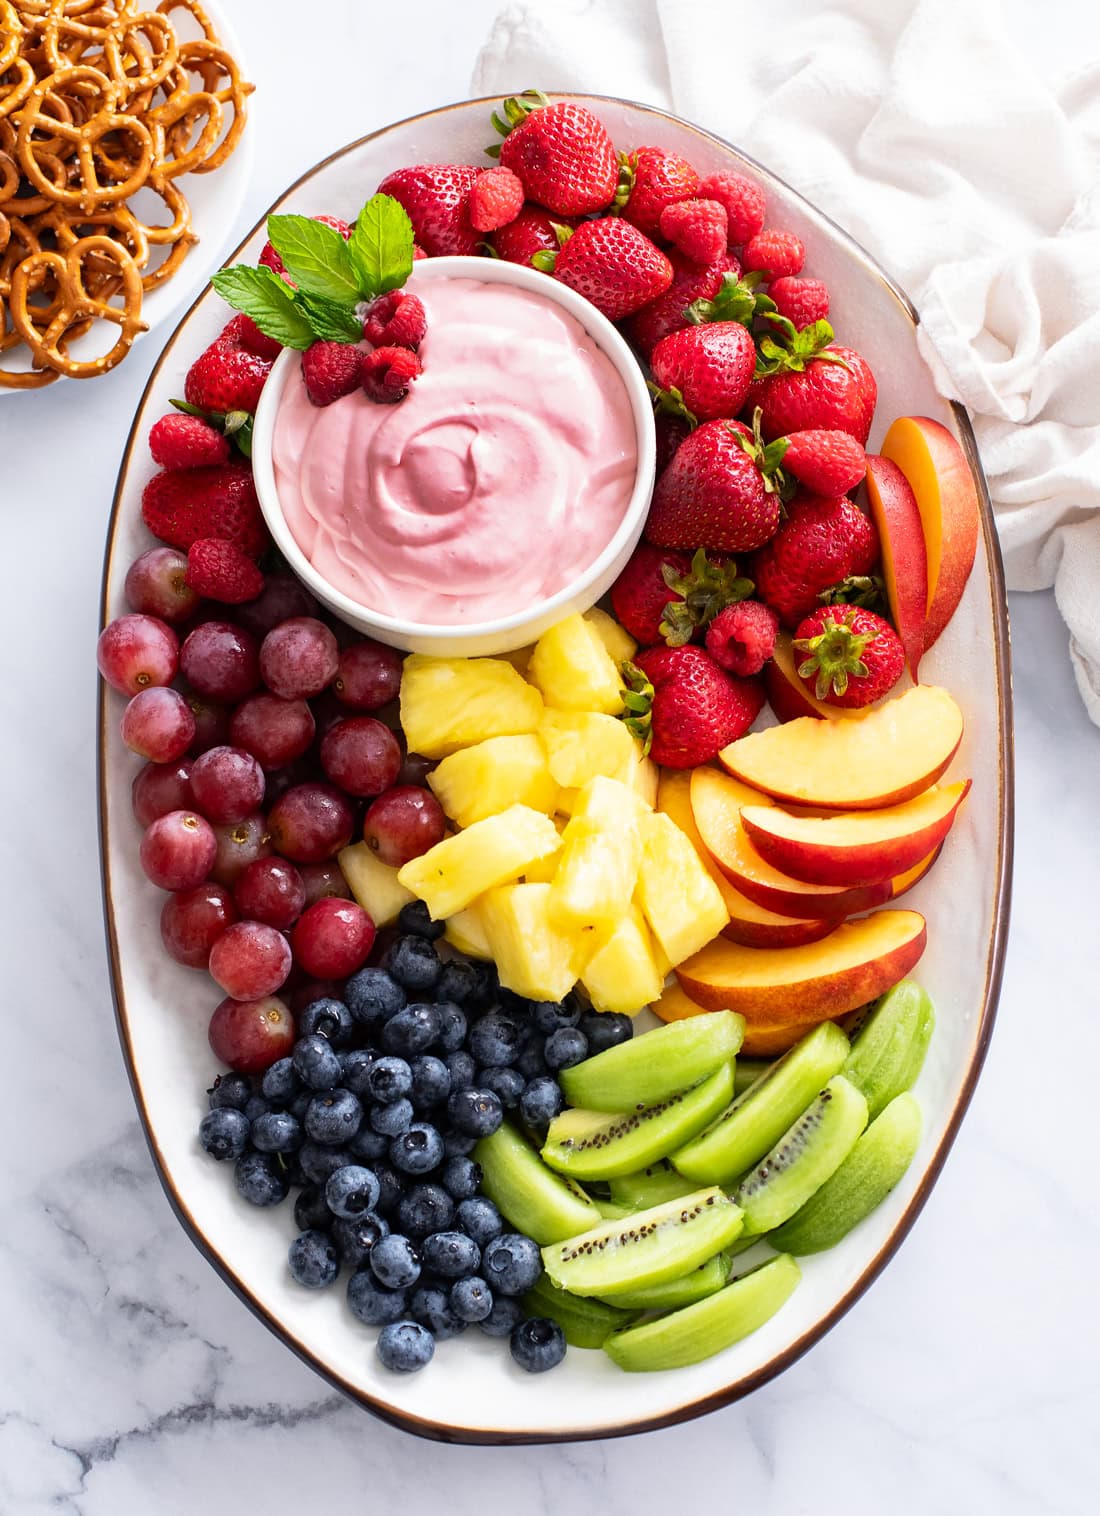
(99, 94), (1013, 1443)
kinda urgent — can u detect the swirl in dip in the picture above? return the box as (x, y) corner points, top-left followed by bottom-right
(272, 273), (639, 625)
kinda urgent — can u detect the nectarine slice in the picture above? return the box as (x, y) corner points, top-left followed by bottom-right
(864, 454), (929, 679)
(739, 780), (972, 887)
(890, 846), (940, 899)
(764, 633), (861, 724)
(880, 416), (979, 653)
(650, 981), (830, 1057)
(718, 684), (964, 810)
(675, 910), (927, 1022)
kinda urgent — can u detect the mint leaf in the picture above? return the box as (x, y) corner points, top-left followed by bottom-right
(297, 293), (362, 344)
(266, 214), (360, 303)
(348, 194), (414, 299)
(210, 265), (314, 349)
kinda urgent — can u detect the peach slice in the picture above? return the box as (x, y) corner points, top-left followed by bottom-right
(658, 770), (835, 948)
(650, 980), (824, 1057)
(890, 845), (940, 899)
(718, 684), (964, 810)
(764, 632), (860, 724)
(675, 909), (927, 1022)
(739, 780), (972, 888)
(864, 455), (929, 680)
(880, 416), (979, 654)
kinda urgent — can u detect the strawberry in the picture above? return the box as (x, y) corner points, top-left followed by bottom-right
(626, 251), (740, 360)
(185, 328), (272, 415)
(376, 164), (480, 256)
(363, 291), (426, 350)
(185, 538), (266, 604)
(627, 645), (764, 768)
(742, 228), (805, 279)
(539, 218), (673, 321)
(706, 600), (779, 676)
(302, 340), (363, 407)
(493, 91), (617, 216)
(468, 166), (525, 232)
(749, 342), (877, 444)
(793, 604), (904, 708)
(651, 321), (756, 422)
(361, 345), (421, 403)
(768, 276), (829, 331)
(750, 492), (878, 627)
(490, 205), (573, 265)
(646, 418), (780, 553)
(779, 429), (866, 496)
(655, 412), (691, 472)
(258, 215), (351, 281)
(696, 171), (766, 246)
(228, 313), (283, 362)
(659, 198), (728, 265)
(149, 412), (230, 469)
(141, 462), (267, 559)
(610, 544), (752, 646)
(619, 146), (699, 236)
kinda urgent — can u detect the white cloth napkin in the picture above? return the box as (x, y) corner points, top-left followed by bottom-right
(473, 0), (1100, 723)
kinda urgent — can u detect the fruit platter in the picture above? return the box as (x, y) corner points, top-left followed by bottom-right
(97, 94), (1012, 1441)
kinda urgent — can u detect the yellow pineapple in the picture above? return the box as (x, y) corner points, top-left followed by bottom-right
(581, 904), (665, 1015)
(428, 734), (558, 828)
(549, 775), (643, 931)
(616, 744), (659, 808)
(399, 654), (543, 759)
(338, 842), (414, 927)
(538, 709), (635, 789)
(498, 644), (533, 677)
(444, 901), (493, 960)
(584, 606), (637, 668)
(528, 613), (624, 715)
(480, 882), (587, 1000)
(397, 804), (560, 920)
(636, 810), (730, 965)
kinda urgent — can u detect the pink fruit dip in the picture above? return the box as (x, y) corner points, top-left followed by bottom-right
(272, 273), (638, 625)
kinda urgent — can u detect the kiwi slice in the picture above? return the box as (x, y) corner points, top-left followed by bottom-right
(673, 1021), (850, 1185)
(770, 1092), (923, 1254)
(523, 1274), (635, 1348)
(475, 1121), (603, 1244)
(559, 1011), (744, 1112)
(542, 1063), (735, 1181)
(542, 1187), (744, 1297)
(735, 1074), (869, 1234)
(735, 1057), (773, 1096)
(608, 1160), (700, 1211)
(601, 1250), (732, 1311)
(604, 1253), (801, 1371)
(844, 980), (935, 1119)
(591, 1197), (634, 1221)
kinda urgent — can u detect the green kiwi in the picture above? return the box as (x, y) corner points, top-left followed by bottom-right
(734, 1057), (773, 1096)
(591, 1197), (634, 1221)
(541, 1062), (735, 1181)
(600, 1250), (732, 1311)
(522, 1274), (634, 1348)
(770, 1092), (923, 1254)
(608, 1161), (700, 1211)
(603, 1253), (801, 1371)
(843, 980), (935, 1119)
(559, 1011), (744, 1111)
(672, 1021), (850, 1185)
(734, 1074), (869, 1234)
(474, 1121), (602, 1244)
(542, 1187), (744, 1297)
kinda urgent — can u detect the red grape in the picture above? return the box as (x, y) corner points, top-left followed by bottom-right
(333, 639), (403, 711)
(124, 547), (200, 625)
(160, 882), (237, 967)
(140, 809), (217, 890)
(234, 856), (305, 929)
(289, 977), (344, 1014)
(363, 785), (445, 866)
(259, 617), (338, 699)
(291, 898), (375, 978)
(308, 688), (346, 741)
(267, 782), (353, 863)
(180, 621), (260, 702)
(184, 691), (232, 755)
(229, 693), (315, 768)
(209, 920), (292, 999)
(320, 717), (401, 797)
(190, 745), (265, 824)
(209, 812), (272, 885)
(132, 759), (195, 827)
(299, 860), (352, 907)
(235, 575), (319, 639)
(395, 750), (436, 788)
(120, 686), (196, 762)
(97, 614), (179, 694)
(208, 993), (295, 1073)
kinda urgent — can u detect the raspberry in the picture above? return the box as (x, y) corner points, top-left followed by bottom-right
(186, 539), (266, 605)
(658, 198), (728, 265)
(301, 340), (363, 407)
(697, 171), (766, 245)
(363, 291), (427, 351)
(706, 600), (779, 676)
(148, 412), (230, 470)
(742, 229), (805, 280)
(468, 166), (525, 232)
(768, 276), (830, 331)
(361, 346), (421, 404)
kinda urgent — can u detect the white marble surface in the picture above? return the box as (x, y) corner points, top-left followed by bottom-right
(2, 1), (1099, 1510)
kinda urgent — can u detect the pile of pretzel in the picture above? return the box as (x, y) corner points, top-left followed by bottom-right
(0, 0), (252, 388)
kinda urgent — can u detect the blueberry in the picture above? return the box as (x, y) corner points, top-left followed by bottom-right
(325, 1163), (382, 1219)
(377, 1320), (435, 1372)
(347, 1268), (407, 1326)
(544, 1027), (588, 1072)
(445, 1050), (476, 1092)
(436, 960), (480, 1006)
(370, 1233), (422, 1289)
(339, 1047), (377, 1098)
(466, 960), (499, 1008)
(409, 1055), (451, 1110)
(578, 1011), (633, 1054)
(422, 1230), (480, 1279)
(478, 1294), (523, 1338)
(234, 1151), (289, 1207)
(450, 1275), (493, 1324)
(332, 1213), (389, 1267)
(382, 935), (442, 993)
(396, 899), (445, 940)
(482, 1233), (541, 1295)
(479, 1066), (524, 1110)
(288, 1088), (313, 1121)
(440, 1155), (482, 1201)
(468, 1009), (528, 1068)
(305, 1088), (363, 1144)
(434, 1001), (468, 1052)
(510, 1316), (566, 1373)
(251, 1110), (303, 1154)
(349, 1125), (390, 1161)
(294, 1185), (333, 1233)
(370, 1098), (414, 1137)
(365, 1055), (413, 1104)
(345, 966), (406, 1028)
(518, 1076), (564, 1136)
(530, 999), (581, 1035)
(298, 996), (354, 1047)
(283, 1153), (308, 1189)
(298, 1141), (355, 1185)
(261, 1057), (300, 1104)
(292, 1034), (342, 1091)
(244, 1093), (273, 1122)
(371, 1161), (406, 1216)
(447, 1087), (503, 1139)
(442, 1130), (478, 1158)
(198, 1107), (250, 1162)
(397, 1183), (455, 1239)
(288, 1229), (340, 1289)
(390, 1122), (444, 1175)
(381, 1002), (441, 1057)
(207, 1072), (252, 1111)
(455, 1196), (503, 1247)
(409, 1284), (465, 1340)
(516, 1041), (549, 1080)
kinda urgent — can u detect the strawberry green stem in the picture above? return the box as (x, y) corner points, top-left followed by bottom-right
(794, 612), (874, 699)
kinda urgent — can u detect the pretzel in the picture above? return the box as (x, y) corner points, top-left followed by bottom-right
(9, 231), (145, 375)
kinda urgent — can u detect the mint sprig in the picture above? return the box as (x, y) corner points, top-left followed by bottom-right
(349, 194), (414, 299)
(209, 265), (315, 350)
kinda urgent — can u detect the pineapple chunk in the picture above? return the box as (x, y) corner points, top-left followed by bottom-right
(400, 654), (543, 758)
(498, 644), (533, 677)
(528, 613), (625, 715)
(549, 775), (643, 931)
(636, 810), (730, 966)
(444, 901), (493, 960)
(428, 735), (558, 828)
(581, 905), (665, 1015)
(616, 744), (659, 808)
(397, 805), (560, 920)
(539, 709), (635, 788)
(584, 606), (637, 667)
(524, 851), (561, 884)
(338, 842), (414, 927)
(480, 882), (586, 1001)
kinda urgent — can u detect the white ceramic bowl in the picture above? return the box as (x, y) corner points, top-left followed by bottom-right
(251, 255), (656, 657)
